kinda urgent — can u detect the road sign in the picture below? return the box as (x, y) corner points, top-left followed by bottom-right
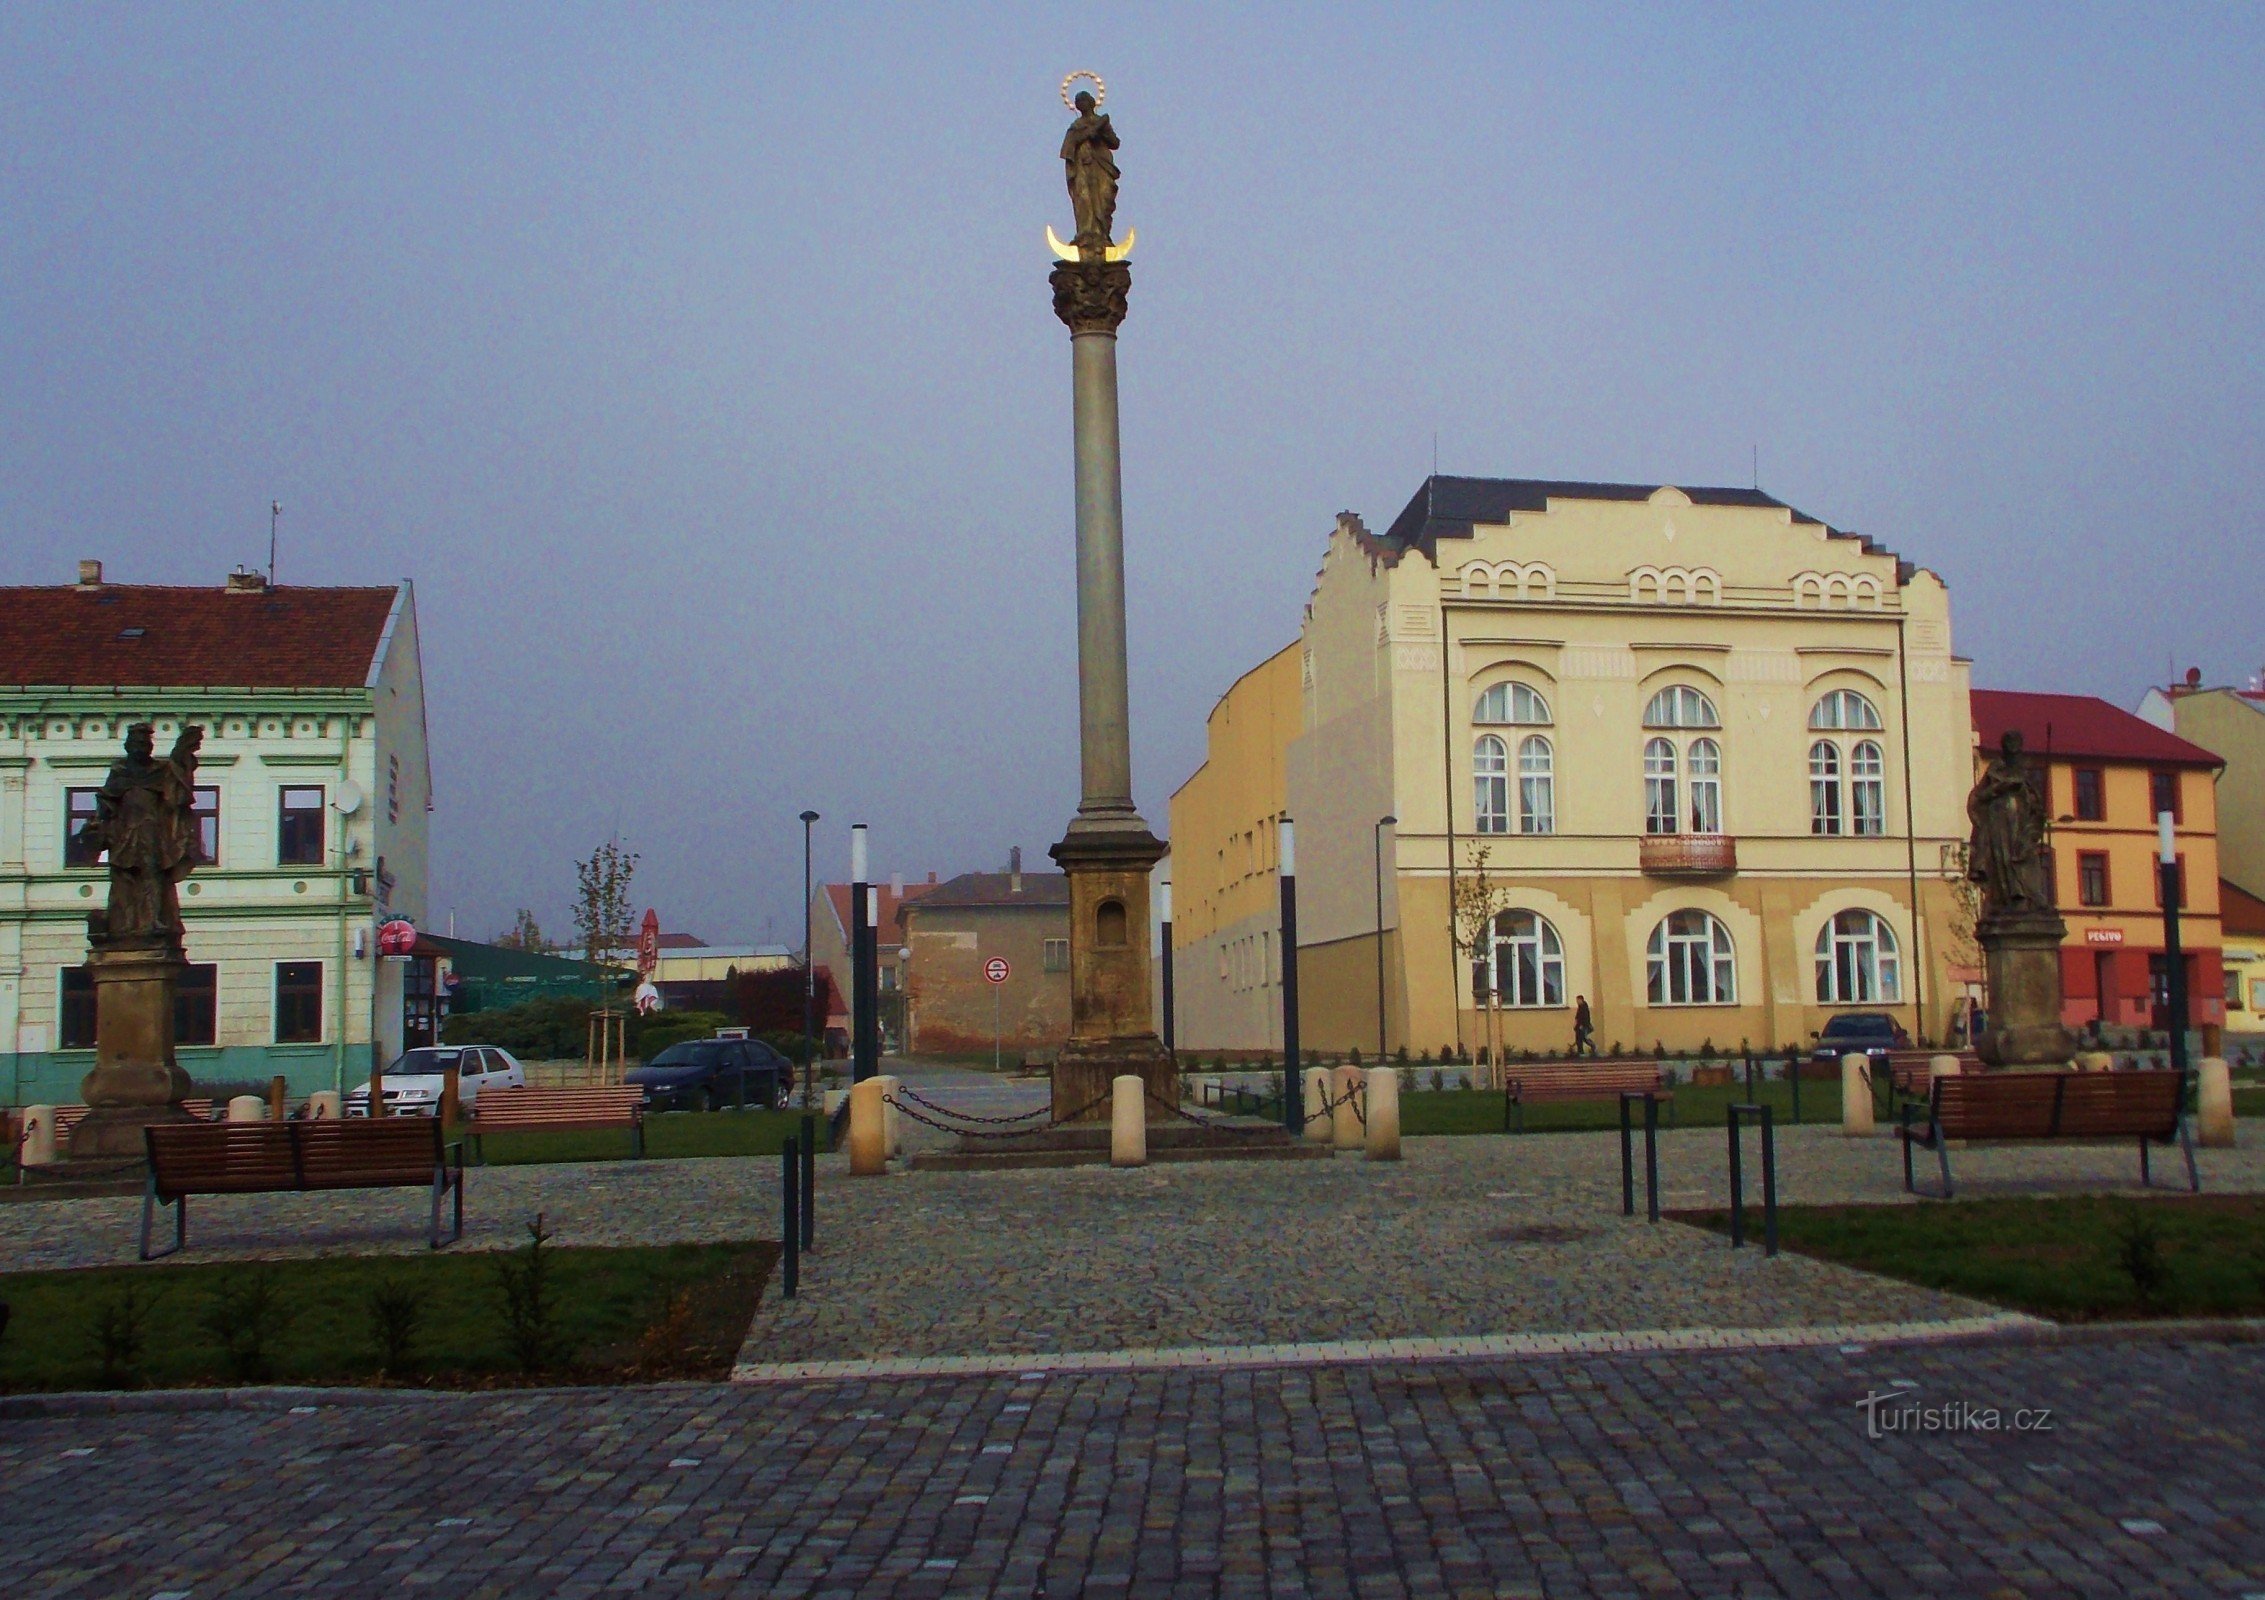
(637, 909), (660, 975)
(985, 957), (1011, 985)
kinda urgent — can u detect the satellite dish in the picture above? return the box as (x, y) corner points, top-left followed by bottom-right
(334, 780), (365, 816)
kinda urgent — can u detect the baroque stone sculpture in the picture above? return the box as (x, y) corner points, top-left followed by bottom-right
(1060, 89), (1120, 258)
(69, 721), (206, 1158)
(1966, 731), (2074, 1066)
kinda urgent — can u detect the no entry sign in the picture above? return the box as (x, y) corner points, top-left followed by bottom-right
(984, 957), (1011, 985)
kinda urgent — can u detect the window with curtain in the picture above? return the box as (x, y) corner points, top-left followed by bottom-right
(1488, 910), (1566, 1007)
(1815, 910), (1901, 1003)
(1851, 741), (1886, 835)
(1474, 735), (1509, 833)
(1647, 911), (1736, 1005)
(1687, 739), (1722, 833)
(1474, 682), (1552, 726)
(1644, 738), (1679, 834)
(1644, 685), (1720, 729)
(1517, 736), (1554, 834)
(1809, 741), (1843, 834)
(1808, 689), (1883, 731)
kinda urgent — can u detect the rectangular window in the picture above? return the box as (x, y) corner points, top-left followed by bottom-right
(1043, 938), (1069, 972)
(2150, 770), (2181, 823)
(176, 963), (218, 1046)
(64, 788), (103, 866)
(2073, 768), (2105, 822)
(275, 960), (323, 1043)
(2229, 969), (2246, 1011)
(59, 967), (95, 1049)
(194, 786), (220, 865)
(278, 786), (325, 865)
(2077, 852), (2110, 907)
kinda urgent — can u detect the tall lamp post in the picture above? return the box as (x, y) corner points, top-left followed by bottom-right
(1158, 879), (1175, 1058)
(1278, 818), (1300, 1131)
(2158, 809), (2190, 1077)
(1373, 815), (1396, 1062)
(800, 810), (820, 1110)
(850, 825), (876, 1083)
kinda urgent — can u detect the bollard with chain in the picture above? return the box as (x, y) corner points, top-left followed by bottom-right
(1619, 1090), (1661, 1222)
(781, 1134), (800, 1298)
(1727, 1103), (1778, 1257)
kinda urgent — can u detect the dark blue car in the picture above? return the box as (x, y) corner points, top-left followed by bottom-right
(625, 1037), (793, 1111)
(1808, 1012), (1911, 1072)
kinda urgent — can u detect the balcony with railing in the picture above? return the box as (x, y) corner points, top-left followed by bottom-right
(1640, 833), (1738, 876)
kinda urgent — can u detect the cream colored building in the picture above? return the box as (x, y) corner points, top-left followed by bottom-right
(1169, 477), (1976, 1058)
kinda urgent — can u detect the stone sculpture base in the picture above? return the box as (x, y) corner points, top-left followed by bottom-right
(1976, 912), (2076, 1068)
(1050, 818), (1174, 1124)
(1051, 1034), (1178, 1125)
(71, 936), (198, 1160)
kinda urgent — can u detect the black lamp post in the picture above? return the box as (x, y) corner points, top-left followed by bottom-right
(1159, 878), (1175, 1058)
(1279, 817), (1300, 1132)
(1373, 815), (1396, 1061)
(800, 810), (819, 1110)
(2159, 809), (2190, 1077)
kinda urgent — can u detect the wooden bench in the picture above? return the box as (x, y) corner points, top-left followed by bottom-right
(141, 1118), (464, 1259)
(467, 1086), (646, 1161)
(1897, 1069), (2196, 1198)
(1503, 1061), (1669, 1132)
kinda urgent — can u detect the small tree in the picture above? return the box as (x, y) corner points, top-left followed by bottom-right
(1451, 844), (1511, 1089)
(573, 840), (639, 982)
(494, 908), (556, 953)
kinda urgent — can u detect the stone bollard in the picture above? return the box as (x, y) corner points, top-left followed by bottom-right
(305, 1091), (342, 1120)
(1929, 1053), (1962, 1093)
(18, 1105), (58, 1166)
(2197, 1056), (2235, 1148)
(1841, 1053), (1875, 1136)
(1302, 1066), (1332, 1144)
(875, 1074), (901, 1158)
(1111, 1074), (1147, 1167)
(1364, 1067), (1401, 1161)
(847, 1077), (888, 1176)
(227, 1094), (268, 1122)
(1330, 1065), (1363, 1152)
(2074, 1051), (2115, 1073)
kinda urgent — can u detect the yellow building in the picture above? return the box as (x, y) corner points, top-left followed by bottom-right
(1169, 476), (1977, 1058)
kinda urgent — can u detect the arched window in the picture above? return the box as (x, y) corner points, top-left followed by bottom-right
(1474, 682), (1552, 725)
(1809, 690), (1883, 731)
(1687, 738), (1722, 834)
(1816, 910), (1901, 1003)
(1518, 736), (1555, 835)
(1474, 735), (1509, 834)
(1851, 741), (1886, 835)
(1644, 738), (1679, 835)
(1644, 685), (1720, 729)
(1809, 740), (1843, 835)
(1485, 910), (1566, 1008)
(1647, 911), (1737, 1005)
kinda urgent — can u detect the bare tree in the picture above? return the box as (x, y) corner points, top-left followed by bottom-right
(573, 840), (639, 979)
(1451, 843), (1510, 1087)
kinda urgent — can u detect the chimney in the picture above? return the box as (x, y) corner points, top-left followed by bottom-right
(890, 872), (903, 898)
(77, 559), (103, 588)
(927, 871), (937, 883)
(1009, 846), (1023, 894)
(226, 566), (269, 594)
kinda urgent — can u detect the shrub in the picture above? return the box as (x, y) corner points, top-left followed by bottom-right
(200, 1267), (296, 1382)
(367, 1278), (427, 1377)
(1429, 1069), (1444, 1092)
(2116, 1205), (2172, 1310)
(1348, 1047), (1363, 1066)
(89, 1284), (161, 1387)
(1396, 1046), (1410, 1065)
(495, 1213), (560, 1374)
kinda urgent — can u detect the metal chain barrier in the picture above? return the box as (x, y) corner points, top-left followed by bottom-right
(892, 1083), (1053, 1125)
(881, 1088), (1114, 1140)
(1144, 1088), (1286, 1139)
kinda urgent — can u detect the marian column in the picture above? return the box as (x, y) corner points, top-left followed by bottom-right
(1046, 73), (1175, 1121)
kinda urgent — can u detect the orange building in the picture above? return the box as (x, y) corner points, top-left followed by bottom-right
(1971, 692), (2225, 1034)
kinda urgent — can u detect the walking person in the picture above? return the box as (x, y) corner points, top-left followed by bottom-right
(1573, 995), (1596, 1057)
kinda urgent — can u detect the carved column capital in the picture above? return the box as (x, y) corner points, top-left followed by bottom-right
(1050, 259), (1131, 335)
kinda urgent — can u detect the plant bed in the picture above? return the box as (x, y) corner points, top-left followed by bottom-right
(0, 1239), (775, 1394)
(1672, 1194), (2265, 1321)
(476, 1107), (830, 1166)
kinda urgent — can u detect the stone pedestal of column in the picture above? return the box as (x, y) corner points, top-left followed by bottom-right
(1976, 911), (2076, 1067)
(71, 935), (198, 1160)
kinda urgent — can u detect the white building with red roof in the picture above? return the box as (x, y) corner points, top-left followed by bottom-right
(1, 559), (432, 1103)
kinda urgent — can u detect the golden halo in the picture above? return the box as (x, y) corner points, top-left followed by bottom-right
(1060, 70), (1105, 109)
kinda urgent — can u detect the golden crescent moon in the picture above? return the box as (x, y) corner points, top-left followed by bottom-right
(1045, 224), (1136, 263)
(1060, 70), (1105, 109)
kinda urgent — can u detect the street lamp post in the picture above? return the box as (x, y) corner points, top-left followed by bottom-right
(1159, 879), (1175, 1058)
(1278, 818), (1300, 1132)
(850, 825), (876, 1084)
(2159, 809), (2190, 1078)
(800, 810), (819, 1111)
(1373, 815), (1396, 1062)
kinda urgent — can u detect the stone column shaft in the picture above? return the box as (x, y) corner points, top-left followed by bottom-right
(1071, 329), (1135, 817)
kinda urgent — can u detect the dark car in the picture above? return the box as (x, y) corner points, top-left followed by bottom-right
(1808, 1012), (1911, 1071)
(626, 1037), (793, 1112)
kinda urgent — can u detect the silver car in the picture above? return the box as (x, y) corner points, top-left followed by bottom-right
(346, 1045), (527, 1117)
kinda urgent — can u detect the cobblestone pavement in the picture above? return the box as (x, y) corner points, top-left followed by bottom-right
(6, 1335), (2263, 1598)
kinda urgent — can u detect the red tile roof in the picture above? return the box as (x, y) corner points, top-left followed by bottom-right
(1971, 690), (2223, 770)
(0, 582), (401, 689)
(823, 877), (944, 947)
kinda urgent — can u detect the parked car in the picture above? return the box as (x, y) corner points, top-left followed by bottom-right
(625, 1037), (793, 1112)
(347, 1046), (527, 1117)
(1807, 1013), (1910, 1073)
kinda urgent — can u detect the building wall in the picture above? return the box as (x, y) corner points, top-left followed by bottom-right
(2164, 692), (2265, 901)
(1170, 486), (1978, 1057)
(904, 904), (1071, 1055)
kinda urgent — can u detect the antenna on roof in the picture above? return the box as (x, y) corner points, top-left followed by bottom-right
(1431, 430), (1438, 476)
(269, 501), (281, 587)
(1751, 444), (1758, 491)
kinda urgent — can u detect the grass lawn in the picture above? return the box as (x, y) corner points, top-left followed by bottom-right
(0, 1239), (776, 1393)
(1399, 1075), (1848, 1137)
(1676, 1194), (2265, 1321)
(475, 1107), (831, 1166)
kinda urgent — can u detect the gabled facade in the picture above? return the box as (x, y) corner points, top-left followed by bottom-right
(1170, 477), (1977, 1056)
(2138, 677), (2265, 903)
(0, 563), (431, 1102)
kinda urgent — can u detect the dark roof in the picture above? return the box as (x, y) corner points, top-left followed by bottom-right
(1971, 690), (2225, 769)
(421, 933), (592, 982)
(1370, 475), (1909, 578)
(0, 581), (401, 689)
(905, 871), (1071, 912)
(2223, 879), (2265, 937)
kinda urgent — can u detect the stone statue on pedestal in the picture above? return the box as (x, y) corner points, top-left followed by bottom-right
(1966, 731), (2075, 1066)
(69, 721), (206, 1159)
(1060, 90), (1120, 259)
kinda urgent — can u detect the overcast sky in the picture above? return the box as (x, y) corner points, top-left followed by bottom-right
(5, 4), (2260, 945)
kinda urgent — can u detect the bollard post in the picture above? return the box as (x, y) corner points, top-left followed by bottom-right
(439, 1067), (461, 1132)
(781, 1135), (800, 1299)
(1301, 1066), (1332, 1145)
(847, 1077), (887, 1176)
(1110, 1074), (1147, 1167)
(2197, 1056), (2235, 1148)
(1761, 1106), (1778, 1257)
(227, 1094), (266, 1122)
(1841, 1053), (1875, 1136)
(799, 1112), (817, 1249)
(1644, 1093), (1660, 1223)
(1727, 1108), (1746, 1250)
(1329, 1064), (1363, 1152)
(1787, 1049), (1802, 1125)
(268, 1074), (288, 1122)
(306, 1090), (341, 1121)
(875, 1073), (901, 1158)
(1364, 1067), (1401, 1161)
(1727, 1104), (1779, 1257)
(1620, 1091), (1660, 1222)
(19, 1105), (58, 1167)
(1619, 1092), (1635, 1216)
